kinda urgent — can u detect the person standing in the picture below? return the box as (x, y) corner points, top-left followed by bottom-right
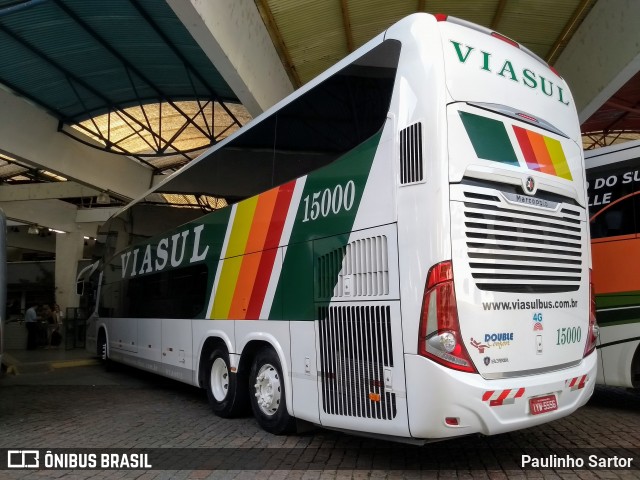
(24, 303), (40, 350)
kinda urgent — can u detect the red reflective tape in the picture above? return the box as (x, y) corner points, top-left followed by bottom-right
(569, 377), (577, 388)
(497, 389), (511, 403)
(482, 391), (495, 402)
(578, 375), (587, 389)
(515, 388), (525, 398)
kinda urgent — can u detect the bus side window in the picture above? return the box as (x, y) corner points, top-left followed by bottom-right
(590, 195), (636, 239)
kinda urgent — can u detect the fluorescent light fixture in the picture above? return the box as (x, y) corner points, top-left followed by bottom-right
(50, 229), (66, 234)
(96, 192), (110, 204)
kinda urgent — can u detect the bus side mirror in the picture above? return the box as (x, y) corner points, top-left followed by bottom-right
(76, 281), (85, 296)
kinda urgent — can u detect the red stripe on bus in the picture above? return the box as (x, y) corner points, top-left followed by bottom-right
(526, 130), (557, 176)
(513, 125), (540, 171)
(245, 181), (296, 318)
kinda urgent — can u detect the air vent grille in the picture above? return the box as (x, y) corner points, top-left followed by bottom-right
(460, 191), (584, 293)
(317, 236), (389, 299)
(400, 122), (423, 184)
(318, 305), (396, 420)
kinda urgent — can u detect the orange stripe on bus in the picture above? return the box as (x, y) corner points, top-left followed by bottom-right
(246, 181), (297, 318)
(245, 187), (279, 254)
(526, 130), (556, 176)
(228, 188), (280, 318)
(211, 197), (259, 319)
(592, 237), (640, 294)
(228, 251), (263, 319)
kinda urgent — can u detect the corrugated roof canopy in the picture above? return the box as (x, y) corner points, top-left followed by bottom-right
(0, 0), (637, 188)
(0, 0), (251, 179)
(0, 0), (238, 120)
(256, 0), (639, 148)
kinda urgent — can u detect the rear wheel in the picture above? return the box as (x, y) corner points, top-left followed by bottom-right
(631, 344), (640, 389)
(97, 330), (112, 371)
(249, 347), (295, 434)
(205, 346), (247, 417)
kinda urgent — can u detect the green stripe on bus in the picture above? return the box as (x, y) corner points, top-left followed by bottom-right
(596, 307), (640, 327)
(269, 131), (382, 321)
(459, 111), (519, 166)
(596, 291), (640, 309)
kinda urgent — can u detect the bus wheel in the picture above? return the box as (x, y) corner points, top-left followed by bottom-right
(97, 331), (112, 371)
(206, 347), (245, 417)
(249, 347), (295, 435)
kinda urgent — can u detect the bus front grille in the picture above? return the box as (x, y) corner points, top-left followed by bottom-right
(318, 305), (396, 420)
(460, 191), (584, 294)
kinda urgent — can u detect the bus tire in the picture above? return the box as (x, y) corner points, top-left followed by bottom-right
(249, 347), (295, 435)
(97, 330), (113, 371)
(631, 344), (640, 389)
(205, 346), (247, 418)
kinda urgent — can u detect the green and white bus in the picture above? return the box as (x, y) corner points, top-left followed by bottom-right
(83, 13), (597, 442)
(586, 140), (640, 388)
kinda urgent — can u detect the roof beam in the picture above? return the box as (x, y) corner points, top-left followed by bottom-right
(168, 0), (295, 116)
(545, 0), (593, 65)
(340, 0), (355, 53)
(0, 182), (100, 202)
(554, 0), (640, 123)
(2, 199), (118, 235)
(1, 199), (78, 233)
(0, 86), (153, 200)
(491, 0), (508, 30)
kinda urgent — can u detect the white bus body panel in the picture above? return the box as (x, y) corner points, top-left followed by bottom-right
(137, 318), (162, 363)
(597, 323), (640, 387)
(290, 320), (320, 423)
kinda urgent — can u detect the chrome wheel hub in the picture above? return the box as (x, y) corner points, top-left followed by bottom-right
(210, 357), (229, 402)
(254, 363), (281, 416)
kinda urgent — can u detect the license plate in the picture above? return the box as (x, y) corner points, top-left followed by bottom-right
(529, 394), (558, 415)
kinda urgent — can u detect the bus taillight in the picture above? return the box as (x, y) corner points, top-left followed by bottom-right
(418, 261), (477, 373)
(584, 269), (599, 357)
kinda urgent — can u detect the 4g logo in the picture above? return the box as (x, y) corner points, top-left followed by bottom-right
(533, 312), (543, 331)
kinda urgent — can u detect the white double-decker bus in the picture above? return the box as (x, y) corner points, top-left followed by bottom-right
(82, 13), (597, 442)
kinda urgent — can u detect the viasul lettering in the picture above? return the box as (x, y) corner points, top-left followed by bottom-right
(449, 40), (570, 107)
(121, 224), (209, 279)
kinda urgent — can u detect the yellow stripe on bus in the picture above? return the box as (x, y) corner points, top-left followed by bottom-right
(211, 196), (259, 319)
(543, 136), (572, 180)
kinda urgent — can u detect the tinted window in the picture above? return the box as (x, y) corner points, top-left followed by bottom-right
(100, 264), (208, 319)
(587, 162), (639, 239)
